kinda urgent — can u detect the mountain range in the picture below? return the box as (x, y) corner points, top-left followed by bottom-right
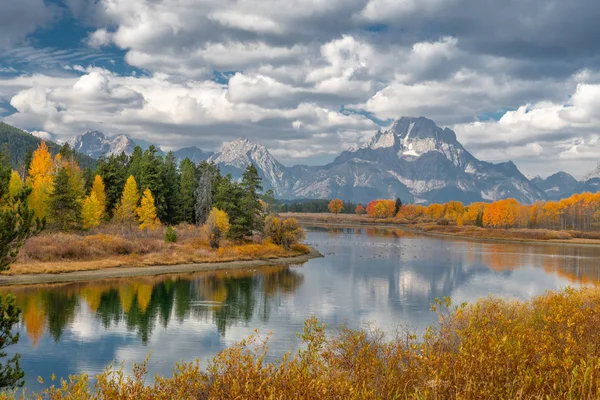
(67, 117), (599, 204)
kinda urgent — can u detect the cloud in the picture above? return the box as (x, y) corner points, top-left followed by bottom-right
(2, 0), (600, 174)
(0, 69), (377, 163)
(0, 0), (57, 49)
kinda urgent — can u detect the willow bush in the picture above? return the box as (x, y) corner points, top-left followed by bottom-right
(5, 286), (600, 399)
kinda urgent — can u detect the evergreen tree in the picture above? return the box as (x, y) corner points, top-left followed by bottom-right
(113, 175), (140, 228)
(395, 197), (403, 215)
(194, 162), (219, 225)
(0, 148), (44, 271)
(179, 158), (197, 224)
(96, 153), (128, 218)
(139, 145), (166, 220)
(127, 146), (143, 184)
(240, 164), (263, 235)
(49, 166), (82, 231)
(82, 167), (95, 193)
(0, 294), (25, 389)
(137, 188), (161, 231)
(58, 143), (75, 160)
(161, 152), (180, 225)
(213, 175), (246, 240)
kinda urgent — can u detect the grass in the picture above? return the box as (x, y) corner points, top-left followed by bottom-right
(284, 212), (600, 244)
(8, 225), (310, 276)
(6, 286), (600, 399)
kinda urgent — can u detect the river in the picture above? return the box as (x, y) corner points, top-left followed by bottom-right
(3, 226), (600, 391)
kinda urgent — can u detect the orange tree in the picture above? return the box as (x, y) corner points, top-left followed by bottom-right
(328, 198), (344, 214)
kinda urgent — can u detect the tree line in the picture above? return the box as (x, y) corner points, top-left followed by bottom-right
(15, 140), (270, 241)
(350, 195), (600, 231)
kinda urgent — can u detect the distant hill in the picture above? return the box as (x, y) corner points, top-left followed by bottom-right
(0, 122), (96, 170)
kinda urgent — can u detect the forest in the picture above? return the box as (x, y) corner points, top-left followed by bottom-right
(0, 140), (307, 274)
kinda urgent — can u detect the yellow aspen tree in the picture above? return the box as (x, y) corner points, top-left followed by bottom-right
(8, 171), (22, 200)
(113, 175), (140, 227)
(81, 192), (103, 230)
(328, 198), (344, 214)
(91, 175), (106, 217)
(26, 141), (54, 219)
(137, 188), (160, 231)
(205, 207), (230, 248)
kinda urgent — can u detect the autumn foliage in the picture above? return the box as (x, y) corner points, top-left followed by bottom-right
(327, 198), (344, 214)
(12, 286), (600, 399)
(366, 199), (396, 218)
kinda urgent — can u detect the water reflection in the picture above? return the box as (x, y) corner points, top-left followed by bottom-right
(3, 227), (600, 391)
(7, 266), (304, 348)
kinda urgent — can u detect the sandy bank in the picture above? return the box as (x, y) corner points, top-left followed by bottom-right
(0, 247), (322, 287)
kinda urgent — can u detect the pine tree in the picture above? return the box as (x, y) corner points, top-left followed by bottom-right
(26, 141), (54, 220)
(179, 158), (197, 224)
(194, 162), (219, 225)
(127, 146), (143, 185)
(81, 192), (103, 230)
(240, 164), (263, 235)
(137, 188), (160, 231)
(96, 153), (128, 217)
(395, 197), (403, 215)
(90, 175), (107, 219)
(139, 145), (166, 220)
(214, 175), (246, 240)
(0, 148), (44, 271)
(49, 166), (82, 231)
(161, 151), (180, 225)
(113, 175), (140, 228)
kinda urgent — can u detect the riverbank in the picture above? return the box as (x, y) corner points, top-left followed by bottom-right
(284, 212), (600, 246)
(0, 246), (321, 286)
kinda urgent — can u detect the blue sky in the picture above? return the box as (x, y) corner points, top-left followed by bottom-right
(1, 0), (600, 176)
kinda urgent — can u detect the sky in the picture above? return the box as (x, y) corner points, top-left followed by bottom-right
(1, 0), (600, 178)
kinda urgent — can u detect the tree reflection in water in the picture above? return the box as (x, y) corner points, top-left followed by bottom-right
(5, 265), (304, 346)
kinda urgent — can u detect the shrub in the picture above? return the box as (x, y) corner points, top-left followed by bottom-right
(290, 243), (310, 254)
(265, 216), (305, 248)
(164, 226), (177, 243)
(26, 286), (600, 399)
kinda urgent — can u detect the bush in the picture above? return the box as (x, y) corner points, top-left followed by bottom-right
(290, 243), (310, 254)
(164, 226), (177, 243)
(265, 216), (305, 248)
(27, 286), (600, 399)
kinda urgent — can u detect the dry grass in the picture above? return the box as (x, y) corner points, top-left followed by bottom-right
(285, 212), (600, 244)
(9, 286), (600, 399)
(8, 225), (310, 276)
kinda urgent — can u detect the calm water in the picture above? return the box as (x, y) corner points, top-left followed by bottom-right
(4, 226), (600, 391)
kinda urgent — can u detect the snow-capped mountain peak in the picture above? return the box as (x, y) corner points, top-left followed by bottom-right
(69, 131), (136, 158)
(208, 137), (291, 193)
(358, 116), (470, 169)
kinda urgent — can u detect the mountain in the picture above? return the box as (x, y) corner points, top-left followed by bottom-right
(173, 146), (213, 164)
(0, 122), (96, 170)
(69, 131), (136, 158)
(208, 138), (293, 193)
(531, 172), (579, 200)
(301, 117), (545, 204)
(205, 117), (546, 204)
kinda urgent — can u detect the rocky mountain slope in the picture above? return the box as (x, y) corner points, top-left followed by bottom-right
(68, 131), (136, 158)
(64, 117), (600, 204)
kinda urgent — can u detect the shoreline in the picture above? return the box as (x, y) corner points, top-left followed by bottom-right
(293, 217), (600, 248)
(0, 247), (322, 287)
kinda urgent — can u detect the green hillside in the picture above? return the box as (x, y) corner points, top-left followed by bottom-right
(0, 122), (96, 170)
